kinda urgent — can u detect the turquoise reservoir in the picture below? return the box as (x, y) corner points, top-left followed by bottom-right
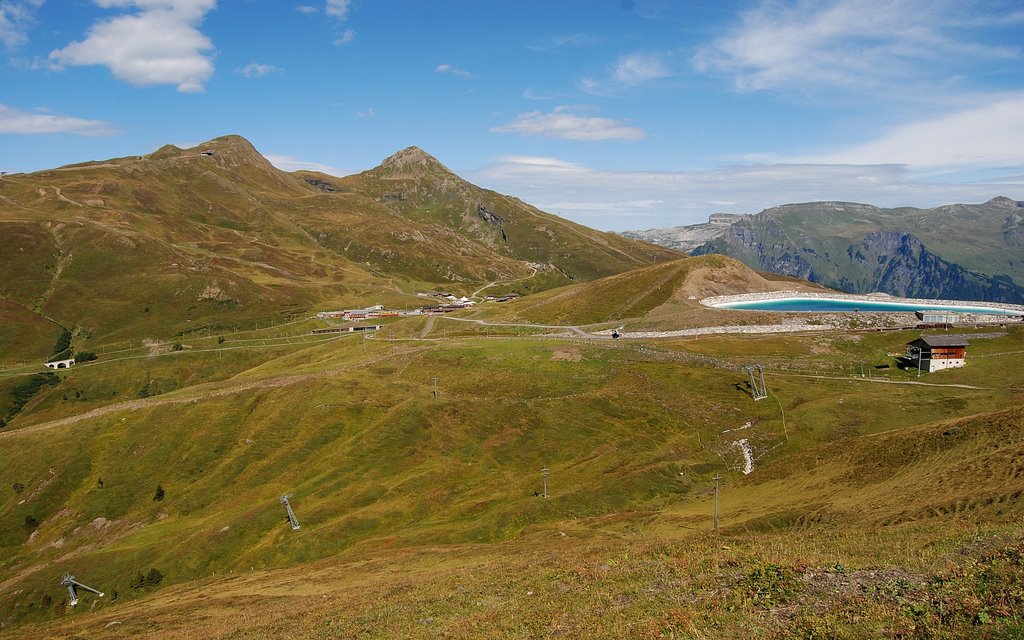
(716, 297), (1023, 315)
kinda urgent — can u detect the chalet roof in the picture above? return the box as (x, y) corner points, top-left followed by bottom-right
(908, 336), (970, 348)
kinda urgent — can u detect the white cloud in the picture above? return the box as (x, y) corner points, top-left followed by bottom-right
(470, 155), (1020, 230)
(0, 0), (43, 50)
(0, 103), (119, 136)
(695, 0), (1022, 95)
(803, 96), (1024, 168)
(612, 52), (672, 85)
(265, 153), (346, 176)
(581, 51), (672, 95)
(325, 0), (350, 19)
(525, 33), (603, 52)
(296, 4), (317, 14)
(491, 106), (645, 141)
(237, 62), (279, 78)
(49, 0), (216, 93)
(334, 28), (355, 45)
(356, 107), (375, 118)
(522, 87), (556, 101)
(435, 63), (472, 78)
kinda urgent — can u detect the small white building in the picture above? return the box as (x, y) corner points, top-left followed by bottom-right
(916, 310), (960, 324)
(45, 357), (75, 369)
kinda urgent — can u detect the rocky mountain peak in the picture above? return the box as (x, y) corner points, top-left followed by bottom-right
(377, 146), (452, 178)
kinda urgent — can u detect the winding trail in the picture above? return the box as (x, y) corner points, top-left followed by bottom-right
(471, 267), (538, 299)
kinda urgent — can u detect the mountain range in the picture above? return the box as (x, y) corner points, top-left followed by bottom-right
(2, 139), (1024, 638)
(0, 135), (677, 362)
(623, 198), (1024, 303)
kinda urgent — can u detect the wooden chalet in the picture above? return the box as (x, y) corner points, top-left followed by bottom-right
(905, 336), (969, 373)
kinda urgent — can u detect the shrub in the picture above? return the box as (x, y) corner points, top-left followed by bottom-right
(217, 335), (226, 344)
(129, 572), (145, 590)
(74, 351), (97, 362)
(153, 484), (165, 501)
(23, 515), (39, 532)
(146, 568), (164, 587)
(7, 372), (60, 421)
(12, 482), (24, 494)
(172, 342), (183, 351)
(51, 329), (72, 357)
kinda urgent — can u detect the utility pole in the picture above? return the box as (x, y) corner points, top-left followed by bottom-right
(713, 474), (722, 530)
(542, 466), (549, 499)
(432, 376), (438, 400)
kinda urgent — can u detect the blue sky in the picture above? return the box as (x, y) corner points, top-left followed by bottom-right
(2, 0), (1023, 230)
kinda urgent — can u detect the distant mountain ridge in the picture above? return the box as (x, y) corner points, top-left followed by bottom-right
(624, 198), (1024, 303)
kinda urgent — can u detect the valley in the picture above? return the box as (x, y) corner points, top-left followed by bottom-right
(1, 140), (1022, 639)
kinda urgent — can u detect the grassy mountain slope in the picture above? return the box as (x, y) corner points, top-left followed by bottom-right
(0, 136), (678, 363)
(340, 146), (680, 283)
(472, 254), (825, 328)
(1, 322), (1021, 637)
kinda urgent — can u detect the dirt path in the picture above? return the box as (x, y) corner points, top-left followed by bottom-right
(471, 267), (538, 299)
(0, 347), (429, 440)
(438, 315), (602, 338)
(768, 371), (989, 390)
(419, 313), (436, 338)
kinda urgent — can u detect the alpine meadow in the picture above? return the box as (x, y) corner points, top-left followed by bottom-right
(2, 1), (1024, 638)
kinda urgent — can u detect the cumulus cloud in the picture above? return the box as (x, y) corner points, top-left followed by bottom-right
(491, 106), (645, 141)
(0, 0), (43, 50)
(695, 0), (1022, 95)
(470, 155), (1019, 230)
(49, 0), (216, 93)
(0, 103), (119, 136)
(435, 63), (472, 78)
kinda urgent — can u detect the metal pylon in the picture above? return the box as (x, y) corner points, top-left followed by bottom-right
(280, 494), (300, 530)
(61, 573), (104, 607)
(743, 364), (768, 400)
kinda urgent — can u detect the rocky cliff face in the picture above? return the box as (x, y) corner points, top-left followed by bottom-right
(693, 223), (1024, 303)
(627, 198), (1024, 303)
(620, 213), (744, 253)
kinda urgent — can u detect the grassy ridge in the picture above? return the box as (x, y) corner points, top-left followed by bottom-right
(0, 136), (680, 363)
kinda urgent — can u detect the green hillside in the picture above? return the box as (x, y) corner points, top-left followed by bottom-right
(0, 136), (679, 365)
(1, 308), (1021, 636)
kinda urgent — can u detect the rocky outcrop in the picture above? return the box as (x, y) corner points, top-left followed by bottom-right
(621, 213), (742, 253)
(477, 204), (504, 226)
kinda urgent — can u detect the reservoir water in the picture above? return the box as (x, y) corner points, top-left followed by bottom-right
(716, 297), (1023, 315)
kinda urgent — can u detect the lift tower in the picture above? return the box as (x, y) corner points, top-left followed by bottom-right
(280, 494), (301, 530)
(61, 573), (104, 607)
